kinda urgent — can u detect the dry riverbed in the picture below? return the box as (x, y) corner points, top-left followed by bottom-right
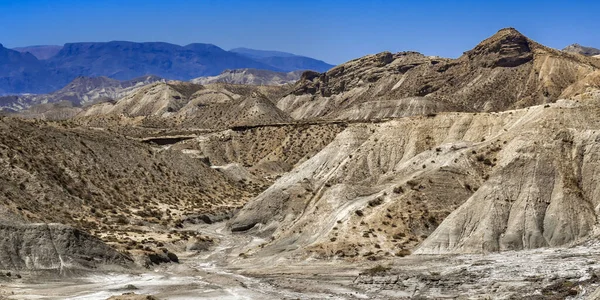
(3, 223), (600, 299)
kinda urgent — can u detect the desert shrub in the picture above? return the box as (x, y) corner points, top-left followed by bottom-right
(393, 232), (406, 239)
(363, 264), (391, 275)
(393, 186), (404, 194)
(368, 197), (383, 207)
(396, 249), (410, 257)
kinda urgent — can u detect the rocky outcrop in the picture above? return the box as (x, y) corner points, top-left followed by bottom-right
(563, 43), (600, 56)
(464, 27), (534, 67)
(0, 222), (131, 270)
(107, 293), (159, 300)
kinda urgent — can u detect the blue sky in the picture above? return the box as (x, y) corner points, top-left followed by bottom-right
(0, 0), (598, 64)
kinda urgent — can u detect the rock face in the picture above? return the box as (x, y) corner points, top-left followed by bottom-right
(279, 28), (600, 120)
(0, 222), (131, 270)
(107, 294), (158, 300)
(191, 69), (303, 86)
(563, 43), (600, 56)
(464, 28), (534, 67)
(414, 104), (600, 254)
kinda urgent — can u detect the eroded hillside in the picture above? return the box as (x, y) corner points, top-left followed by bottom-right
(0, 117), (261, 267)
(230, 95), (600, 260)
(78, 81), (292, 131)
(191, 68), (303, 86)
(172, 122), (347, 181)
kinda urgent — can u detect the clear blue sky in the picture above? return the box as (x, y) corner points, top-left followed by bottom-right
(0, 0), (598, 64)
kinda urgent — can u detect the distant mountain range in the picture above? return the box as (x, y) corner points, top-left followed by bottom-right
(1, 42), (334, 94)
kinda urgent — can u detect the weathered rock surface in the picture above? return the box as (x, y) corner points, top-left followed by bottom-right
(5, 28), (600, 286)
(106, 293), (158, 300)
(0, 222), (131, 270)
(563, 43), (600, 56)
(191, 68), (303, 86)
(416, 105), (600, 253)
(232, 95), (600, 257)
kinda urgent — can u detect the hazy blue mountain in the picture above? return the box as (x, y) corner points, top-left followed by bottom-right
(0, 44), (62, 94)
(12, 45), (63, 60)
(0, 44), (44, 77)
(0, 41), (335, 94)
(230, 47), (334, 72)
(46, 41), (281, 81)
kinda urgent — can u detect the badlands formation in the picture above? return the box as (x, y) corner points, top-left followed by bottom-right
(191, 68), (304, 86)
(2, 28), (600, 299)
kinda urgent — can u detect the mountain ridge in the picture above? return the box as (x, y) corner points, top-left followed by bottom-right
(278, 28), (600, 121)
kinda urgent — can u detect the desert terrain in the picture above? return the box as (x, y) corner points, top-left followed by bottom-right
(2, 28), (600, 299)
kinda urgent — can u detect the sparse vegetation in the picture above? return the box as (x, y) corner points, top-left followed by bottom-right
(362, 264), (391, 275)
